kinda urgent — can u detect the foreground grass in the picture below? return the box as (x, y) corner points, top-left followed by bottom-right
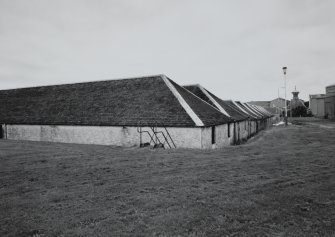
(0, 119), (335, 236)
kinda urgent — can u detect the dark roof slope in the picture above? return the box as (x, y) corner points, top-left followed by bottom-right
(183, 84), (249, 122)
(249, 104), (272, 118)
(236, 102), (259, 120)
(248, 101), (270, 108)
(244, 103), (265, 119)
(222, 100), (250, 120)
(204, 90), (249, 121)
(0, 75), (231, 127)
(183, 85), (216, 107)
(256, 105), (273, 117)
(169, 80), (232, 126)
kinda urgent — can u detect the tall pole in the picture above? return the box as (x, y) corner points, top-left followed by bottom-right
(283, 67), (288, 126)
(277, 88), (280, 116)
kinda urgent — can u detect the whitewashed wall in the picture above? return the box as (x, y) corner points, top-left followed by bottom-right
(5, 125), (204, 149)
(229, 123), (235, 145)
(216, 123), (231, 148)
(250, 121), (257, 136)
(238, 121), (248, 141)
(4, 122), (269, 149)
(200, 124), (230, 149)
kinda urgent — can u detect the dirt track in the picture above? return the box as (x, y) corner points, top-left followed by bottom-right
(0, 119), (335, 236)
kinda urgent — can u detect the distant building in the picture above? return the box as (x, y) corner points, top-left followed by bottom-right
(309, 94), (325, 118)
(325, 84), (335, 119)
(309, 84), (335, 119)
(249, 98), (289, 116)
(248, 101), (270, 108)
(290, 87), (306, 110)
(269, 98), (289, 115)
(326, 84), (335, 95)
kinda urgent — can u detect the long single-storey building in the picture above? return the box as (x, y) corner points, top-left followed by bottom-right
(0, 75), (238, 149)
(184, 84), (273, 144)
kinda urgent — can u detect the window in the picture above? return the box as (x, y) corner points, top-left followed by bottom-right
(211, 126), (216, 144)
(228, 123), (230, 138)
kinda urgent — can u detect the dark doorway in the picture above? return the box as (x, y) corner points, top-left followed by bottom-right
(233, 122), (236, 144)
(0, 125), (3, 139)
(211, 126), (216, 144)
(227, 123), (230, 138)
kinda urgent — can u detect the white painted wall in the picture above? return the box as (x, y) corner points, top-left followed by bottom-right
(238, 121), (248, 141)
(4, 121), (271, 149)
(200, 124), (230, 149)
(6, 125), (204, 149)
(215, 124), (230, 148)
(250, 121), (257, 136)
(229, 123), (235, 145)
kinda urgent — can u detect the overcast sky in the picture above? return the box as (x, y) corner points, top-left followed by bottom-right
(1, 0), (334, 101)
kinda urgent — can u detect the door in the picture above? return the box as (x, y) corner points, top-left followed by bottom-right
(0, 125), (3, 139)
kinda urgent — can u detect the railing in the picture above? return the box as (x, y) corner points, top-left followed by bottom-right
(137, 121), (176, 149)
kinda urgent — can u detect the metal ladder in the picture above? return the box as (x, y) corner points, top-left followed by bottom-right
(137, 121), (177, 149)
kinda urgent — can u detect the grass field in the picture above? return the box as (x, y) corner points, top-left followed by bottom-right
(1, 118), (335, 236)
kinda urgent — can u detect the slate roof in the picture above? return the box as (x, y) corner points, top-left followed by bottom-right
(257, 106), (273, 117)
(248, 101), (271, 108)
(169, 81), (232, 126)
(235, 102), (260, 120)
(183, 85), (216, 107)
(222, 100), (250, 120)
(244, 103), (272, 119)
(0, 75), (231, 127)
(205, 90), (249, 122)
(250, 104), (272, 118)
(184, 85), (248, 122)
(244, 103), (265, 118)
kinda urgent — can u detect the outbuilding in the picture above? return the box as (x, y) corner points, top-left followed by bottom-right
(325, 84), (335, 119)
(0, 75), (233, 149)
(309, 84), (335, 119)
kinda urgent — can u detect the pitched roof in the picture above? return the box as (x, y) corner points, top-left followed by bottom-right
(184, 84), (248, 121)
(248, 101), (271, 108)
(183, 85), (216, 107)
(245, 103), (273, 118)
(0, 75), (231, 127)
(169, 81), (232, 126)
(244, 103), (266, 118)
(235, 102), (260, 120)
(222, 100), (250, 120)
(257, 105), (273, 117)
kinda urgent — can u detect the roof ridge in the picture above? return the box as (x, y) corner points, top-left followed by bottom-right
(245, 103), (263, 117)
(0, 74), (167, 91)
(161, 75), (204, 126)
(239, 102), (260, 119)
(183, 85), (230, 116)
(231, 101), (250, 116)
(223, 100), (249, 117)
(198, 86), (231, 118)
(183, 83), (201, 87)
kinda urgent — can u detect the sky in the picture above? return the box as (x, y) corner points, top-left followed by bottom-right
(0, 0), (334, 101)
